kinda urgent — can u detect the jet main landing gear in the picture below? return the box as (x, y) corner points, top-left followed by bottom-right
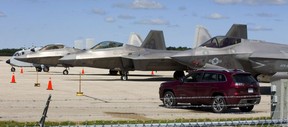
(173, 71), (185, 80)
(109, 69), (118, 75)
(35, 67), (42, 72)
(120, 71), (128, 81)
(43, 66), (49, 72)
(63, 68), (69, 75)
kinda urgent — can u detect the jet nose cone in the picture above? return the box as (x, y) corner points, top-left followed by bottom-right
(6, 59), (10, 64)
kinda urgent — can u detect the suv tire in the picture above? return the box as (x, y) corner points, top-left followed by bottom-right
(212, 95), (227, 113)
(163, 91), (177, 108)
(239, 105), (254, 112)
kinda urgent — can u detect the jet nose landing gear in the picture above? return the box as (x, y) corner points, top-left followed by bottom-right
(11, 67), (16, 72)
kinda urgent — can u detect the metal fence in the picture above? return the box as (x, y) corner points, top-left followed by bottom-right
(1, 94), (286, 126)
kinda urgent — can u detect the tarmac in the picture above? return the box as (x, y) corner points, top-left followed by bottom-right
(0, 56), (270, 122)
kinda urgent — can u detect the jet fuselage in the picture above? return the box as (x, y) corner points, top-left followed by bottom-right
(59, 44), (187, 71)
(172, 36), (288, 76)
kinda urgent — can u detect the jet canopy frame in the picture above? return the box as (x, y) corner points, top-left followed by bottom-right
(39, 44), (65, 51)
(200, 36), (242, 48)
(91, 41), (123, 50)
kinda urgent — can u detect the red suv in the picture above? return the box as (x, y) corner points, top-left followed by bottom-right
(159, 69), (261, 113)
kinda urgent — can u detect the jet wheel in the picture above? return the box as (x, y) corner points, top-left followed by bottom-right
(120, 72), (128, 80)
(11, 67), (16, 72)
(36, 67), (42, 72)
(109, 70), (118, 75)
(63, 69), (69, 75)
(43, 66), (49, 72)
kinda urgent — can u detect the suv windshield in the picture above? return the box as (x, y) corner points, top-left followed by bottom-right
(233, 74), (257, 84)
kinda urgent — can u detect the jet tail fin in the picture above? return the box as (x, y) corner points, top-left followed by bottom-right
(127, 32), (143, 47)
(193, 25), (211, 48)
(140, 30), (166, 50)
(225, 24), (247, 39)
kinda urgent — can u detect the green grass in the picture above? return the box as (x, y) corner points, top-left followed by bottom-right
(0, 117), (271, 126)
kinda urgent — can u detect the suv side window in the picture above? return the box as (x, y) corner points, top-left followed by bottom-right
(218, 74), (226, 82)
(184, 72), (203, 82)
(201, 73), (226, 82)
(202, 73), (218, 82)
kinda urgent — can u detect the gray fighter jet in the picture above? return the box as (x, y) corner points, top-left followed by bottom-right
(59, 25), (245, 80)
(171, 24), (286, 82)
(6, 47), (44, 72)
(59, 30), (188, 80)
(14, 33), (144, 75)
(15, 44), (81, 75)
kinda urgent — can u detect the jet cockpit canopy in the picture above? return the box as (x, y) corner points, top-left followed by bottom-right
(200, 36), (241, 48)
(39, 44), (65, 51)
(91, 41), (123, 50)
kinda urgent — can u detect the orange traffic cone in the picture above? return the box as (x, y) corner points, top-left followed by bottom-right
(151, 71), (154, 75)
(47, 77), (53, 90)
(20, 68), (23, 74)
(81, 68), (85, 75)
(10, 73), (16, 83)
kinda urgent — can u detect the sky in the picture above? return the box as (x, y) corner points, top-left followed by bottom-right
(0, 0), (288, 49)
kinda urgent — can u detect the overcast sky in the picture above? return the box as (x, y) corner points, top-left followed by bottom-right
(0, 0), (287, 49)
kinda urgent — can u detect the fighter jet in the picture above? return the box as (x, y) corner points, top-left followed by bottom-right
(127, 32), (143, 47)
(59, 24), (247, 80)
(15, 44), (81, 75)
(171, 24), (286, 82)
(59, 30), (189, 80)
(6, 47), (45, 72)
(14, 33), (144, 75)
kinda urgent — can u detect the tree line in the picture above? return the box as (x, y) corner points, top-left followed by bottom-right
(0, 48), (21, 56)
(166, 46), (191, 51)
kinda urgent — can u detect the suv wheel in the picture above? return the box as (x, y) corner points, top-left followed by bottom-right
(163, 91), (177, 108)
(239, 105), (254, 112)
(212, 96), (227, 113)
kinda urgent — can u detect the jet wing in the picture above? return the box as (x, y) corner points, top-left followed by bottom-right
(249, 51), (288, 60)
(131, 56), (187, 71)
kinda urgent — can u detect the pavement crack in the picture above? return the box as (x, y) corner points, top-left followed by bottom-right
(83, 95), (109, 103)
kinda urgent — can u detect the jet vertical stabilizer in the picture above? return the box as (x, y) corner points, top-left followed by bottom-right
(128, 32), (143, 47)
(193, 25), (211, 48)
(140, 30), (166, 50)
(226, 24), (247, 39)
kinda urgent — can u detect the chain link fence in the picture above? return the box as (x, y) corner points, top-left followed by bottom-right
(1, 94), (285, 126)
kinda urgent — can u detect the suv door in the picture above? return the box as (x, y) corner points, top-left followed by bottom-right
(180, 72), (203, 104)
(196, 72), (227, 104)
